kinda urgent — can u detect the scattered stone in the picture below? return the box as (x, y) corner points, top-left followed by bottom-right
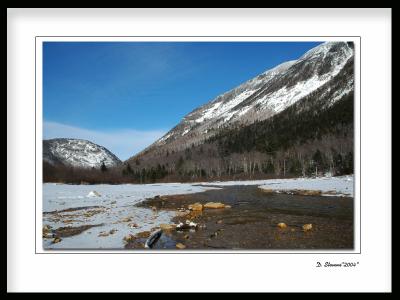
(302, 224), (313, 231)
(87, 190), (101, 197)
(136, 231), (151, 239)
(204, 202), (226, 209)
(176, 220), (198, 231)
(261, 188), (275, 194)
(210, 231), (219, 238)
(98, 231), (110, 237)
(176, 210), (190, 217)
(216, 220), (223, 224)
(277, 223), (287, 229)
(123, 234), (136, 243)
(184, 234), (190, 239)
(42, 225), (52, 238)
(44, 233), (54, 239)
(176, 243), (186, 249)
(128, 222), (139, 228)
(160, 224), (176, 231)
(121, 217), (132, 222)
(224, 205), (232, 209)
(111, 200), (117, 204)
(52, 237), (62, 244)
(109, 229), (117, 235)
(151, 206), (157, 211)
(188, 202), (203, 211)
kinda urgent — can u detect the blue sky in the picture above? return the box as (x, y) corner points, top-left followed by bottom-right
(43, 41), (322, 160)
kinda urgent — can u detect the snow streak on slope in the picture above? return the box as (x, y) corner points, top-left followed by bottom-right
(137, 42), (354, 156)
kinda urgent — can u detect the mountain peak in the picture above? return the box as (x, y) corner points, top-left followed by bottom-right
(133, 41), (354, 159)
(43, 138), (121, 168)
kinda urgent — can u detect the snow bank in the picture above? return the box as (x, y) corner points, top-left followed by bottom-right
(198, 175), (354, 197)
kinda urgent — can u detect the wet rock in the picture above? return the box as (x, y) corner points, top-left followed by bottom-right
(160, 224), (176, 231)
(151, 206), (157, 212)
(216, 220), (223, 224)
(184, 234), (190, 239)
(121, 217), (132, 222)
(176, 220), (198, 231)
(111, 200), (117, 204)
(188, 202), (203, 211)
(123, 234), (136, 243)
(176, 243), (186, 249)
(136, 231), (151, 238)
(98, 231), (110, 237)
(261, 188), (275, 194)
(145, 229), (163, 249)
(302, 224), (313, 231)
(224, 205), (232, 209)
(109, 229), (118, 235)
(204, 202), (226, 209)
(277, 223), (287, 229)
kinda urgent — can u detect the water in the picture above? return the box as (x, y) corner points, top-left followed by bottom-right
(142, 185), (354, 250)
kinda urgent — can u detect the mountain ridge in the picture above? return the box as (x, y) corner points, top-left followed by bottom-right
(43, 138), (122, 169)
(130, 41), (354, 162)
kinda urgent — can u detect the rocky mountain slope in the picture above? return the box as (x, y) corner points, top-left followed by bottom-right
(43, 138), (121, 168)
(131, 42), (354, 162)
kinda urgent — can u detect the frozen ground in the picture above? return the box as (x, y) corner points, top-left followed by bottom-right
(198, 175), (354, 197)
(42, 183), (220, 249)
(42, 175), (353, 249)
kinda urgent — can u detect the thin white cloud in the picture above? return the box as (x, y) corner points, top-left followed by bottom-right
(43, 121), (166, 161)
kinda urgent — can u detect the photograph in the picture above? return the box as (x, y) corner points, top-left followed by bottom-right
(41, 40), (355, 250)
(8, 8), (391, 293)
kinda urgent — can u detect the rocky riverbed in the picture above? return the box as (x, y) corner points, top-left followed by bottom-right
(130, 185), (354, 250)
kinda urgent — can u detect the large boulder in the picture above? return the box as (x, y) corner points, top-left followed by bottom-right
(188, 203), (203, 211)
(204, 202), (226, 209)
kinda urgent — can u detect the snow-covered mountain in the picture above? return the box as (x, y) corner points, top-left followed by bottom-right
(137, 41), (354, 156)
(43, 138), (121, 168)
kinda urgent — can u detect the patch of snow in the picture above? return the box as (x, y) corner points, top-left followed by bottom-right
(43, 183), (220, 249)
(181, 128), (191, 136)
(198, 175), (354, 197)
